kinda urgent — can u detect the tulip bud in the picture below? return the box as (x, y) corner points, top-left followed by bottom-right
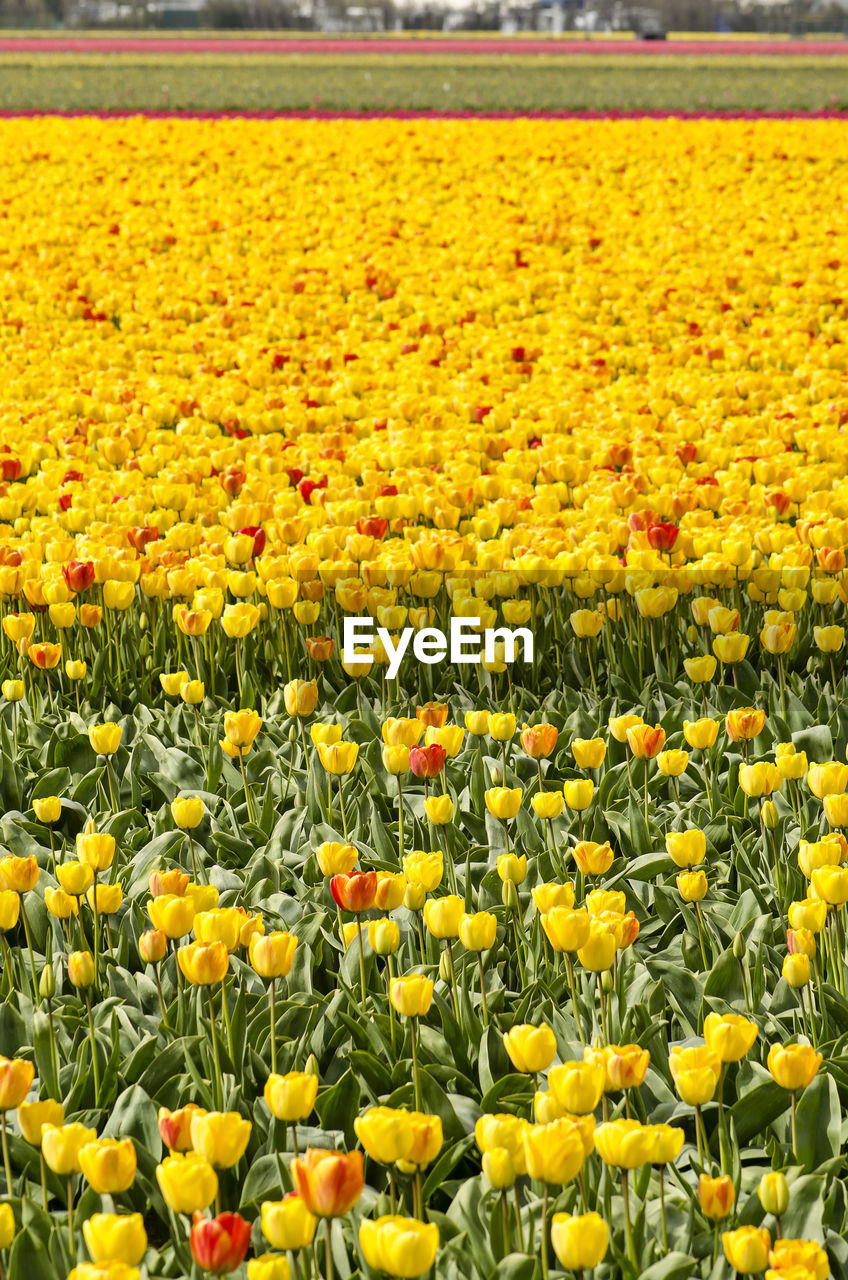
(601, 969), (613, 993)
(490, 766), (501, 785)
(732, 931), (746, 961)
(758, 1171), (789, 1217)
(39, 964), (55, 1000)
(497, 854), (527, 885)
(482, 1148), (515, 1189)
(761, 800), (778, 830)
(140, 929), (168, 965)
(68, 950), (95, 988)
(404, 884), (426, 912)
(304, 1054), (319, 1078)
(501, 881), (519, 911)
(782, 953), (810, 988)
(438, 951), (451, 983)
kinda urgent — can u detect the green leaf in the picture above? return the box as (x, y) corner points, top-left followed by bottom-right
(240, 1152), (287, 1209)
(485, 1256), (539, 1280)
(792, 724), (833, 761)
(8, 1227), (60, 1280)
(315, 1068), (360, 1145)
(730, 1080), (788, 1147)
(423, 1133), (476, 1201)
(795, 1073), (841, 1172)
(637, 1252), (698, 1280)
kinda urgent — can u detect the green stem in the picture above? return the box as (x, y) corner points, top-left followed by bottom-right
(357, 917), (367, 1013)
(270, 980), (277, 1075)
(597, 973), (609, 1045)
(694, 901), (709, 970)
(622, 1169), (636, 1268)
(67, 1175), (75, 1260)
(238, 752), (256, 825)
(105, 757), (117, 812)
(565, 953), (586, 1046)
(397, 774), (404, 862)
(501, 1189), (511, 1256)
(410, 1016), (422, 1112)
(187, 830), (199, 882)
(0, 1115), (11, 1196)
(513, 1185), (525, 1252)
(324, 1217), (334, 1280)
(46, 996), (59, 1095)
(207, 987), (223, 1111)
(477, 952), (489, 1026)
(337, 776), (348, 840)
(92, 870), (100, 994)
(20, 897), (39, 1003)
(152, 964), (171, 1031)
(791, 1091), (798, 1162)
(540, 1183), (549, 1280)
(85, 993), (101, 1108)
(445, 941), (458, 1019)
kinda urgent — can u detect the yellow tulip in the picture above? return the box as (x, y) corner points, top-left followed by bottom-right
(722, 1226), (771, 1274)
(484, 787), (522, 820)
(264, 1072), (319, 1123)
(359, 1215), (439, 1279)
(390, 975), (433, 1018)
(79, 1139), (137, 1194)
(88, 722), (122, 756)
(594, 1120), (655, 1169)
(766, 1042), (822, 1091)
(156, 1152), (218, 1214)
(190, 1111), (252, 1168)
(502, 1024), (556, 1074)
(551, 1212), (608, 1270)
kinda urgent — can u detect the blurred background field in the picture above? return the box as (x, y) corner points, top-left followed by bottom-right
(0, 50), (847, 111)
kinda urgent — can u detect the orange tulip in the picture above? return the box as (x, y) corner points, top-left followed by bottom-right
(291, 1148), (364, 1218)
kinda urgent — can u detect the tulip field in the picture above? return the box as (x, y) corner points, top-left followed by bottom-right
(1, 113), (848, 1280)
(2, 52), (848, 112)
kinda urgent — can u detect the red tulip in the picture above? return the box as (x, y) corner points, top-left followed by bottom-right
(0, 457), (21, 482)
(190, 1212), (251, 1274)
(62, 560), (96, 593)
(300, 476), (327, 505)
(646, 522), (678, 553)
(330, 871), (377, 914)
(238, 525), (266, 558)
(355, 517), (388, 541)
(409, 745), (446, 780)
